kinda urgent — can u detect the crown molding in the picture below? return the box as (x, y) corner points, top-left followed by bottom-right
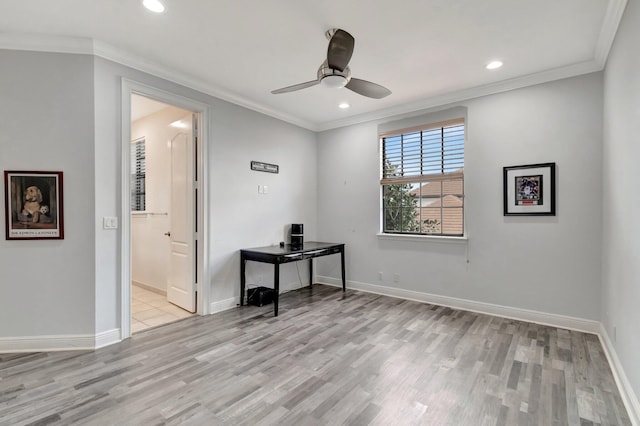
(0, 33), (94, 55)
(0, 33), (315, 131)
(594, 0), (628, 68)
(91, 40), (316, 130)
(316, 59), (603, 132)
(0, 0), (627, 134)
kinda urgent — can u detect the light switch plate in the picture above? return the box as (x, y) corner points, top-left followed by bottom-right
(103, 216), (118, 229)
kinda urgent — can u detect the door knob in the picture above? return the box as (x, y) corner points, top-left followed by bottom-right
(164, 231), (171, 237)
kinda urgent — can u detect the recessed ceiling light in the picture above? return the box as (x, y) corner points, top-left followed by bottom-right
(486, 60), (503, 70)
(338, 102), (350, 109)
(142, 0), (165, 13)
(170, 120), (187, 128)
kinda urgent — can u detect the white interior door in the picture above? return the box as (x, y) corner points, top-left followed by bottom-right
(167, 115), (196, 312)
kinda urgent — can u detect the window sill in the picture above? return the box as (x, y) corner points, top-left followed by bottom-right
(377, 232), (468, 244)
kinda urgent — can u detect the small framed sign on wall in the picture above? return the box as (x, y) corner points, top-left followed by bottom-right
(250, 161), (279, 174)
(4, 170), (64, 239)
(503, 163), (556, 216)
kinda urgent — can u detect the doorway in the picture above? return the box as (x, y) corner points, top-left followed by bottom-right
(130, 95), (195, 333)
(121, 80), (210, 339)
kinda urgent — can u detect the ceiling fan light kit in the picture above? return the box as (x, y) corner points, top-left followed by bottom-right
(321, 75), (348, 88)
(271, 28), (391, 99)
(142, 0), (165, 13)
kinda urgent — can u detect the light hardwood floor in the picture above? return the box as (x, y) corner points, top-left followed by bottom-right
(0, 285), (631, 425)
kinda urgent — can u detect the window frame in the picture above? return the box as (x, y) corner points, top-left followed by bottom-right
(380, 118), (465, 237)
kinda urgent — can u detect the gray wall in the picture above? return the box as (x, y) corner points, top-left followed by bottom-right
(93, 56), (318, 334)
(0, 50), (96, 336)
(316, 72), (603, 320)
(0, 50), (317, 339)
(603, 0), (640, 404)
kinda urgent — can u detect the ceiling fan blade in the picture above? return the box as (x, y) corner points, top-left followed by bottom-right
(327, 29), (354, 72)
(345, 78), (391, 99)
(271, 79), (320, 94)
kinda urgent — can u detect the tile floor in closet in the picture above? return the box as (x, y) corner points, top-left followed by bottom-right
(131, 284), (194, 333)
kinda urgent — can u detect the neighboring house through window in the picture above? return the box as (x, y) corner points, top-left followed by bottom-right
(380, 118), (464, 236)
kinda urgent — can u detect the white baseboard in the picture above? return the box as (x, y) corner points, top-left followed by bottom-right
(598, 324), (640, 426)
(317, 276), (640, 423)
(95, 328), (121, 349)
(0, 334), (95, 353)
(210, 297), (238, 314)
(0, 329), (123, 353)
(316, 276), (600, 334)
(132, 280), (167, 296)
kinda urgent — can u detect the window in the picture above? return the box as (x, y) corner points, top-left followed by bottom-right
(381, 119), (464, 236)
(131, 138), (146, 211)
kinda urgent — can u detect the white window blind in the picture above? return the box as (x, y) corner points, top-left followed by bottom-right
(131, 138), (146, 211)
(381, 119), (464, 236)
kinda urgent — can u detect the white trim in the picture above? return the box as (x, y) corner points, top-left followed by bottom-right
(318, 277), (639, 423)
(93, 41), (314, 131)
(318, 59), (602, 131)
(0, 33), (313, 131)
(95, 329), (121, 349)
(595, 0), (628, 67)
(0, 334), (95, 353)
(598, 324), (640, 426)
(316, 276), (600, 334)
(132, 280), (167, 296)
(0, 33), (94, 55)
(377, 232), (468, 244)
(210, 277), (309, 315)
(0, 0), (626, 134)
(121, 82), (133, 339)
(121, 79), (212, 339)
(209, 297), (239, 315)
(0, 329), (120, 353)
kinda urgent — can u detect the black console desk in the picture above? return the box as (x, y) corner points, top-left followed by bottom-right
(240, 241), (346, 316)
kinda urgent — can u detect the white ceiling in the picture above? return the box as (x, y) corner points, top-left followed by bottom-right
(131, 95), (169, 122)
(0, 0), (626, 131)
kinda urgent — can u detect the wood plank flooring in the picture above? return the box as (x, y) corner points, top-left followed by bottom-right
(0, 285), (631, 425)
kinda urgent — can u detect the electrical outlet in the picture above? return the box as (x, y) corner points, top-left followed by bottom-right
(393, 273), (400, 283)
(378, 272), (383, 281)
(257, 276), (263, 284)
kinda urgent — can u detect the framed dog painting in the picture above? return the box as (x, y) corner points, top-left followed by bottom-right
(4, 171), (64, 240)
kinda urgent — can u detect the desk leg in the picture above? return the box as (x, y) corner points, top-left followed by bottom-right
(274, 263), (280, 317)
(341, 248), (346, 292)
(309, 259), (313, 287)
(240, 255), (246, 306)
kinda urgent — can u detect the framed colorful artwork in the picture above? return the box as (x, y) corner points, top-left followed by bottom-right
(503, 163), (555, 216)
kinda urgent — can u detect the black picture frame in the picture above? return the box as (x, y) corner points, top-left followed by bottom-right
(4, 170), (64, 240)
(503, 163), (555, 216)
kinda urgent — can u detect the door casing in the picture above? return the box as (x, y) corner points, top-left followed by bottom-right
(120, 79), (210, 339)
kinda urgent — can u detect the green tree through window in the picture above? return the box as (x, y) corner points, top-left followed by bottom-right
(380, 119), (464, 236)
(382, 160), (420, 232)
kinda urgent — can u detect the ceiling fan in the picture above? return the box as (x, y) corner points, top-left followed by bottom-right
(271, 28), (391, 99)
